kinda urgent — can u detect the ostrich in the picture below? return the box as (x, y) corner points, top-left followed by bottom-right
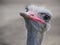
(20, 5), (52, 45)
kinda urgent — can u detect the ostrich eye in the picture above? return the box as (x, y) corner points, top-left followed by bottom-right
(43, 15), (51, 20)
(38, 13), (51, 22)
(25, 7), (28, 12)
(43, 14), (51, 22)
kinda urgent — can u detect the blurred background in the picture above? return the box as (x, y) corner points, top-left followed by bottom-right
(0, 0), (60, 45)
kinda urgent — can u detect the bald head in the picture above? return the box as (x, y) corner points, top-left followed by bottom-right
(25, 5), (52, 22)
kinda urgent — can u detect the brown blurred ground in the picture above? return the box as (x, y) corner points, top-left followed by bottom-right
(0, 0), (60, 45)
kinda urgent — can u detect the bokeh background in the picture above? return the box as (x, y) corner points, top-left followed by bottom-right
(0, 0), (60, 45)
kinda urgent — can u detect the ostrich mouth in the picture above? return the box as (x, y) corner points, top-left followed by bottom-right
(26, 11), (46, 24)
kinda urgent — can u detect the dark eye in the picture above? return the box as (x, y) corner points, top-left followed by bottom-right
(43, 15), (51, 20)
(25, 7), (28, 12)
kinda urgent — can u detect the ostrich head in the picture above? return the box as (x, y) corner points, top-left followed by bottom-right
(25, 5), (52, 23)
